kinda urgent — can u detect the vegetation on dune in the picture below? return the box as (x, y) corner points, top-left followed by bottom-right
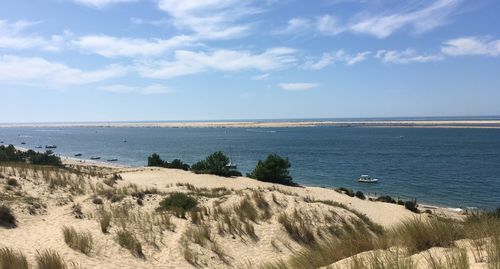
(248, 154), (297, 186)
(0, 247), (29, 269)
(36, 249), (67, 269)
(158, 192), (198, 218)
(62, 226), (94, 255)
(190, 151), (241, 177)
(147, 153), (190, 171)
(0, 145), (61, 166)
(0, 205), (16, 228)
(117, 230), (144, 258)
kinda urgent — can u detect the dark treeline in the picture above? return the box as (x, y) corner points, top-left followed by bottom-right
(0, 144), (62, 166)
(147, 151), (297, 186)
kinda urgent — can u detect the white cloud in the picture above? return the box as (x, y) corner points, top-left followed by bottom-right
(73, 35), (195, 58)
(278, 18), (312, 34)
(279, 83), (319, 91)
(303, 50), (371, 70)
(375, 49), (443, 64)
(0, 55), (126, 88)
(350, 0), (462, 38)
(441, 36), (500, 57)
(99, 84), (174, 94)
(251, 73), (270, 80)
(139, 47), (297, 79)
(317, 15), (345, 36)
(73, 0), (137, 9)
(0, 20), (67, 51)
(157, 0), (261, 40)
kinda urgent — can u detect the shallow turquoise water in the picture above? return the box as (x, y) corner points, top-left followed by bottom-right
(1, 126), (499, 209)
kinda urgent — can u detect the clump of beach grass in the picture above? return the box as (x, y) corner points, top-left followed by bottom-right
(98, 209), (112, 233)
(425, 248), (470, 269)
(157, 192), (198, 218)
(62, 226), (94, 255)
(0, 205), (16, 228)
(0, 247), (29, 269)
(278, 212), (315, 245)
(117, 230), (144, 258)
(36, 249), (67, 269)
(391, 218), (463, 254)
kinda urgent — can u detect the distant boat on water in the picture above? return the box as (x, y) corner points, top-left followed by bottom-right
(21, 142), (26, 145)
(74, 153), (82, 157)
(35, 145), (43, 149)
(45, 145), (57, 149)
(107, 158), (118, 162)
(90, 157), (101, 160)
(358, 175), (379, 183)
(226, 162), (237, 169)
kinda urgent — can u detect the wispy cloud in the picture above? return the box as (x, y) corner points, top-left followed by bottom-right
(157, 0), (262, 40)
(441, 36), (500, 57)
(375, 49), (443, 64)
(0, 55), (126, 88)
(350, 0), (463, 38)
(73, 0), (138, 9)
(0, 20), (68, 51)
(251, 73), (270, 80)
(139, 47), (297, 79)
(279, 0), (464, 39)
(279, 83), (319, 91)
(99, 84), (174, 94)
(73, 35), (196, 58)
(303, 50), (371, 70)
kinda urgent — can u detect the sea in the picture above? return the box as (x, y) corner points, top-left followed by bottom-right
(1, 118), (499, 210)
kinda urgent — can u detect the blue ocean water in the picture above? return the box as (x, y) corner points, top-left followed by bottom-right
(1, 126), (499, 209)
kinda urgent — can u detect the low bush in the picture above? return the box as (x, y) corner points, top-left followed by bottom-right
(0, 247), (29, 269)
(337, 187), (355, 197)
(0, 205), (16, 228)
(158, 192), (197, 218)
(6, 178), (18, 187)
(404, 199), (419, 213)
(376, 195), (397, 203)
(355, 191), (366, 200)
(247, 154), (297, 186)
(117, 230), (144, 258)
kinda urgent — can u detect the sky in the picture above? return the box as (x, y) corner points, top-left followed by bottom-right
(0, 0), (500, 122)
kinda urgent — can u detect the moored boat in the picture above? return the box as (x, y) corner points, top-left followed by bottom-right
(45, 145), (57, 149)
(90, 156), (101, 160)
(74, 153), (82, 157)
(357, 175), (379, 183)
(107, 158), (118, 162)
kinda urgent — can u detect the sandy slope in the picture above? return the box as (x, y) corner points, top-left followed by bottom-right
(0, 164), (466, 268)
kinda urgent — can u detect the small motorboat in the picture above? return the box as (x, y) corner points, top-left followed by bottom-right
(90, 157), (101, 160)
(107, 158), (118, 162)
(226, 162), (237, 169)
(35, 145), (43, 149)
(74, 153), (82, 157)
(21, 142), (26, 145)
(357, 175), (379, 183)
(45, 145), (57, 149)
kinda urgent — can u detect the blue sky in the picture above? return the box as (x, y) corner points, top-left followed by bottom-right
(1, 0), (500, 122)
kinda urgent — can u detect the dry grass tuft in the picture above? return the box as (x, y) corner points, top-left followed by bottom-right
(0, 247), (29, 269)
(36, 249), (67, 269)
(62, 226), (94, 255)
(117, 230), (144, 258)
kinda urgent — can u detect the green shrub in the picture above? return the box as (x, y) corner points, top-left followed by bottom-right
(117, 230), (144, 258)
(247, 154), (297, 186)
(0, 247), (28, 269)
(0, 145), (61, 166)
(191, 151), (239, 177)
(376, 195), (396, 203)
(0, 205), (16, 228)
(404, 199), (419, 213)
(355, 191), (366, 200)
(158, 192), (198, 217)
(337, 187), (355, 197)
(147, 154), (190, 171)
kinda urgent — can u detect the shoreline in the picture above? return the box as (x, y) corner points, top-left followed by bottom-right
(1, 119), (500, 129)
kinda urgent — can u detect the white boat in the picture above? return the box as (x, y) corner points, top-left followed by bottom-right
(226, 162), (237, 169)
(357, 175), (379, 183)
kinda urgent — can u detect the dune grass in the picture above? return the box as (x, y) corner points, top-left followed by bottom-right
(117, 230), (144, 258)
(0, 247), (29, 269)
(62, 226), (94, 255)
(98, 209), (112, 233)
(36, 249), (67, 269)
(0, 205), (16, 228)
(425, 248), (469, 269)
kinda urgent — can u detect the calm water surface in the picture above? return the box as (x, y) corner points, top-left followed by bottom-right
(1, 126), (499, 209)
